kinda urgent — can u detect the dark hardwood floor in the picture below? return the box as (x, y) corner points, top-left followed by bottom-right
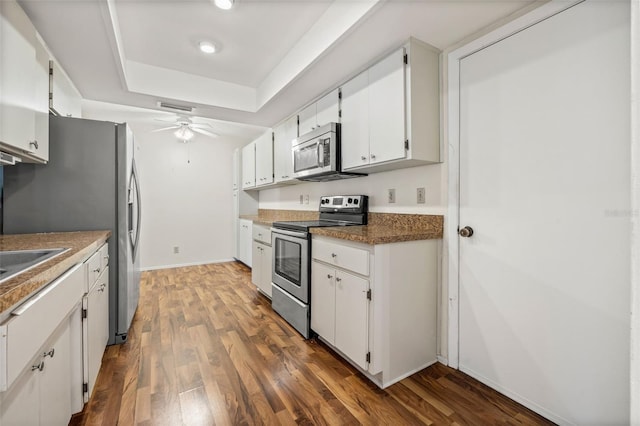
(70, 262), (553, 425)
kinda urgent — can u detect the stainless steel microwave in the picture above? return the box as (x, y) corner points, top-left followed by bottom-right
(291, 122), (366, 182)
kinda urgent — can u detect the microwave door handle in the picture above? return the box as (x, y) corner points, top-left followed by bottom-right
(317, 141), (323, 167)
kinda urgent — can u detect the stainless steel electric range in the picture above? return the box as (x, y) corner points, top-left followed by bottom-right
(270, 195), (368, 338)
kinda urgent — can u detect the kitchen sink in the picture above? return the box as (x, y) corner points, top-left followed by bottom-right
(0, 248), (69, 284)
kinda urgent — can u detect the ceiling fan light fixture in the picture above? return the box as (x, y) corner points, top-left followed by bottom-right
(174, 127), (195, 141)
(214, 0), (234, 10)
(199, 41), (216, 54)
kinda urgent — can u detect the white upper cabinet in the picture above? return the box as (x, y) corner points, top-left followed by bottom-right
(298, 89), (339, 135)
(255, 130), (273, 187)
(340, 71), (369, 170)
(368, 48), (406, 166)
(241, 142), (256, 189)
(34, 36), (49, 162)
(0, 0), (49, 163)
(49, 60), (82, 118)
(273, 115), (297, 183)
(341, 38), (441, 173)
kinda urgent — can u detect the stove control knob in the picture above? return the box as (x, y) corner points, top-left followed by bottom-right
(347, 198), (353, 204)
(354, 199), (359, 205)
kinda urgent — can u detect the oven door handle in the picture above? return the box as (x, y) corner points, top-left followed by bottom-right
(271, 228), (308, 239)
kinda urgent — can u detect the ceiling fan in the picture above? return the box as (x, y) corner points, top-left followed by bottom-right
(152, 116), (219, 142)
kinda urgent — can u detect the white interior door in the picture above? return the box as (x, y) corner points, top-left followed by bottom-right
(458, 1), (630, 424)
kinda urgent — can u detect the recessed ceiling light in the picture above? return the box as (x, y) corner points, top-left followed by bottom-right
(199, 41), (216, 54)
(214, 0), (234, 10)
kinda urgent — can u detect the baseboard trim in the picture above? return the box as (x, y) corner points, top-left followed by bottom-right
(141, 258), (236, 271)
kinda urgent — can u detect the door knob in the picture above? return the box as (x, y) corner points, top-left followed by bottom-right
(459, 226), (474, 238)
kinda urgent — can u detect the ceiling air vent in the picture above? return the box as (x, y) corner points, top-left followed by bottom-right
(157, 102), (193, 113)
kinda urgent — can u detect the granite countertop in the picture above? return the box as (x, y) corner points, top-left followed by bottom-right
(309, 224), (442, 245)
(0, 230), (111, 315)
(242, 210), (443, 244)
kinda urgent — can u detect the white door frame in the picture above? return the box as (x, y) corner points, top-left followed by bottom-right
(446, 0), (639, 420)
(630, 1), (639, 423)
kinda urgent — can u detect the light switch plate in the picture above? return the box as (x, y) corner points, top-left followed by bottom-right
(417, 187), (426, 204)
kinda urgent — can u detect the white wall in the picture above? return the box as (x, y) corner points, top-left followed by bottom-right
(131, 122), (242, 270)
(82, 101), (264, 270)
(259, 163), (446, 214)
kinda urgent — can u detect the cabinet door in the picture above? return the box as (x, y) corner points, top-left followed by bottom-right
(298, 103), (317, 135)
(273, 116), (297, 183)
(0, 0), (36, 152)
(49, 60), (82, 118)
(368, 48), (406, 165)
(311, 261), (336, 345)
(239, 220), (252, 267)
(241, 142), (255, 189)
(39, 320), (72, 426)
(86, 273), (108, 400)
(255, 131), (273, 186)
(232, 148), (240, 190)
(340, 71), (369, 170)
(335, 270), (369, 370)
(0, 356), (40, 425)
(315, 89), (339, 128)
(251, 241), (262, 288)
(33, 36), (49, 162)
(260, 245), (272, 298)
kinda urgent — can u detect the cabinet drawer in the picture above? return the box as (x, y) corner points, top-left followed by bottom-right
(252, 224), (271, 245)
(85, 243), (108, 292)
(0, 263), (84, 391)
(313, 238), (369, 276)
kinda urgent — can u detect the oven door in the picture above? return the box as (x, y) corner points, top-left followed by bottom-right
(271, 228), (310, 303)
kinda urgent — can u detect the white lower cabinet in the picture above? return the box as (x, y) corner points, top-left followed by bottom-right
(311, 235), (438, 388)
(0, 263), (84, 425)
(83, 267), (109, 402)
(251, 224), (272, 298)
(238, 219), (253, 267)
(1, 318), (73, 426)
(0, 242), (110, 424)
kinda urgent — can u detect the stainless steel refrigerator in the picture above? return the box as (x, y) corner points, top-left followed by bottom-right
(3, 115), (141, 345)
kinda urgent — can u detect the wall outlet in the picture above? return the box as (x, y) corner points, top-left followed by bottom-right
(417, 187), (426, 204)
(299, 194), (304, 204)
(304, 194), (310, 204)
(173, 246), (180, 254)
(388, 188), (396, 203)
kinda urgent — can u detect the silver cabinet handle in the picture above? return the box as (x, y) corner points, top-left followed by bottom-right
(93, 267), (101, 273)
(32, 361), (44, 372)
(371, 154), (376, 159)
(336, 277), (342, 282)
(29, 140), (39, 150)
(331, 253), (337, 258)
(361, 156), (367, 161)
(327, 274), (332, 279)
(43, 348), (55, 358)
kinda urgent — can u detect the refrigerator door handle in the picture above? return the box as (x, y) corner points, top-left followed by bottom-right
(129, 159), (141, 261)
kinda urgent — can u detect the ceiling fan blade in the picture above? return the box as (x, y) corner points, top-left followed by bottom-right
(151, 126), (178, 132)
(192, 127), (219, 138)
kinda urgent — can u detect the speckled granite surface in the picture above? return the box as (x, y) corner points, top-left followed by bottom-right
(240, 210), (443, 244)
(310, 213), (443, 244)
(0, 231), (111, 315)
